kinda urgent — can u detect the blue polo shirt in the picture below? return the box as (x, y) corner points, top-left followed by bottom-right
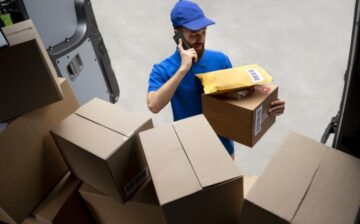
(148, 49), (234, 155)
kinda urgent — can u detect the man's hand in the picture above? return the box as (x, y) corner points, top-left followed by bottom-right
(268, 99), (285, 116)
(178, 39), (198, 71)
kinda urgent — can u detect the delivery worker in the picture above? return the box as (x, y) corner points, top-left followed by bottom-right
(147, 0), (285, 159)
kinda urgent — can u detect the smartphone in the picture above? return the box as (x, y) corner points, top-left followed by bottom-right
(173, 31), (190, 50)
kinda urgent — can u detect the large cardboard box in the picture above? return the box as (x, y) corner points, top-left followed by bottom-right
(0, 20), (62, 122)
(23, 172), (95, 224)
(202, 84), (278, 147)
(243, 176), (257, 197)
(79, 180), (164, 224)
(241, 132), (360, 224)
(0, 78), (79, 224)
(51, 98), (153, 204)
(139, 115), (244, 224)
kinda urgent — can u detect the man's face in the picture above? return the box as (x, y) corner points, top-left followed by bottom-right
(180, 27), (207, 57)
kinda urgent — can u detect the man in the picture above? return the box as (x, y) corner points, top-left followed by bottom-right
(147, 0), (285, 158)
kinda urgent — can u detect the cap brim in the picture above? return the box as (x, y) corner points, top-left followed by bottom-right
(182, 17), (215, 31)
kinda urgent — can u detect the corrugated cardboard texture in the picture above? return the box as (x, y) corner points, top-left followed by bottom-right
(76, 98), (151, 136)
(31, 172), (94, 224)
(139, 115), (243, 224)
(0, 40), (62, 122)
(162, 178), (243, 224)
(139, 123), (201, 205)
(51, 99), (153, 204)
(243, 176), (257, 196)
(0, 20), (62, 122)
(52, 114), (126, 160)
(173, 115), (241, 187)
(79, 180), (164, 224)
(2, 20), (59, 83)
(22, 79), (78, 170)
(293, 148), (360, 224)
(242, 132), (360, 224)
(244, 132), (327, 222)
(202, 84), (278, 147)
(0, 79), (79, 223)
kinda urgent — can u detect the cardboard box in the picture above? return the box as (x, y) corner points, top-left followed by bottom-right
(139, 115), (243, 224)
(0, 20), (62, 122)
(241, 132), (360, 224)
(243, 176), (257, 197)
(202, 84), (278, 147)
(51, 98), (153, 204)
(22, 172), (95, 224)
(0, 78), (79, 224)
(79, 180), (164, 224)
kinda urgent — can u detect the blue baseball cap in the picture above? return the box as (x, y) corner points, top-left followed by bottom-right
(171, 0), (215, 31)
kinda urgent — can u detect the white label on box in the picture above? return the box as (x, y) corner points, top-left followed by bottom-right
(247, 69), (264, 83)
(124, 167), (149, 197)
(255, 106), (263, 136)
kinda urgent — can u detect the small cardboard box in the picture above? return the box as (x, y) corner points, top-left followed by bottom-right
(139, 115), (243, 224)
(51, 98), (153, 204)
(79, 180), (164, 224)
(241, 132), (360, 224)
(0, 20), (62, 122)
(202, 84), (278, 147)
(0, 78), (79, 224)
(23, 172), (95, 224)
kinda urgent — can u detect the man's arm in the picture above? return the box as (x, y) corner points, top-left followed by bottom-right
(147, 39), (197, 113)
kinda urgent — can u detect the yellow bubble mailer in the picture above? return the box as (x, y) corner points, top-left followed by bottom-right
(196, 64), (273, 94)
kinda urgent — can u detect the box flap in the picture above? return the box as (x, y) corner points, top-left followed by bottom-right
(244, 176), (258, 197)
(227, 84), (277, 110)
(246, 132), (327, 222)
(293, 148), (360, 224)
(51, 114), (126, 159)
(0, 118), (47, 223)
(2, 20), (33, 37)
(76, 98), (151, 137)
(139, 124), (202, 205)
(34, 172), (80, 221)
(173, 115), (242, 188)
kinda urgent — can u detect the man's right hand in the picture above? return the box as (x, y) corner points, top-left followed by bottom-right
(178, 39), (198, 72)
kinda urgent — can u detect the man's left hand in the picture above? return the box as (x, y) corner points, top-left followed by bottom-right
(268, 99), (285, 116)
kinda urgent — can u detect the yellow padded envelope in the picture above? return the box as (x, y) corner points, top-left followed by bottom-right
(196, 64), (273, 94)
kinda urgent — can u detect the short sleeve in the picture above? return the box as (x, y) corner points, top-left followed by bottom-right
(223, 54), (233, 69)
(148, 64), (167, 92)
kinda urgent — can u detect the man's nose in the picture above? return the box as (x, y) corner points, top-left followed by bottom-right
(196, 34), (204, 43)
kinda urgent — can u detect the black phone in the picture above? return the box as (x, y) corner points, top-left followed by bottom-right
(173, 31), (190, 50)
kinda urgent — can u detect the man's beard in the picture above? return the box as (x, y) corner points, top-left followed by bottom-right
(193, 43), (205, 59)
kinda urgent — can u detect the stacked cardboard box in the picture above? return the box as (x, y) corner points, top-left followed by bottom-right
(2, 20), (359, 224)
(51, 98), (154, 204)
(79, 179), (163, 224)
(0, 20), (96, 224)
(75, 114), (244, 224)
(138, 115), (244, 223)
(241, 132), (360, 224)
(0, 20), (63, 122)
(0, 78), (85, 223)
(23, 172), (95, 224)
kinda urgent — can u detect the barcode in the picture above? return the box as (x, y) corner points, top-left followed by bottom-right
(255, 106), (263, 136)
(247, 69), (264, 83)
